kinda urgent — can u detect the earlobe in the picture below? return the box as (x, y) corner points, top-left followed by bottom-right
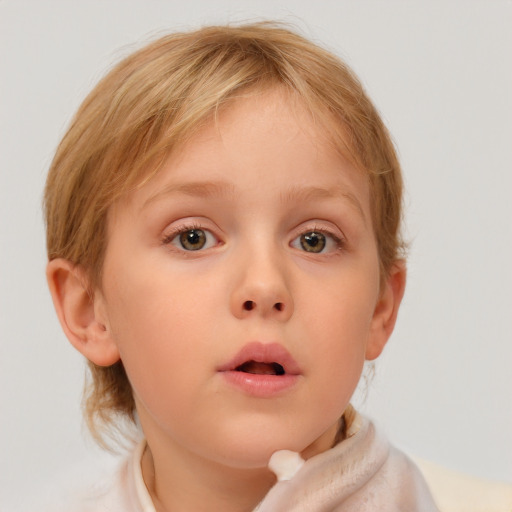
(365, 260), (407, 361)
(46, 258), (120, 366)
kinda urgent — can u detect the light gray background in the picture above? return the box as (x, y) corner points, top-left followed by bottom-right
(1, 1), (511, 509)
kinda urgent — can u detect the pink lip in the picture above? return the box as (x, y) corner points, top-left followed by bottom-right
(217, 342), (301, 398)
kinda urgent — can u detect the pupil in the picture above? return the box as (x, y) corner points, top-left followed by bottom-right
(306, 234), (319, 246)
(180, 229), (206, 250)
(188, 231), (200, 244)
(301, 232), (326, 253)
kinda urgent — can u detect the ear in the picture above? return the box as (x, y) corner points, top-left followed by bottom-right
(46, 258), (120, 366)
(365, 260), (407, 361)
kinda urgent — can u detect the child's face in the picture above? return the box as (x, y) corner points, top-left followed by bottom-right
(96, 88), (394, 469)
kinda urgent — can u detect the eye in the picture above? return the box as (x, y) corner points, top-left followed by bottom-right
(291, 230), (341, 254)
(166, 228), (217, 251)
(300, 231), (326, 253)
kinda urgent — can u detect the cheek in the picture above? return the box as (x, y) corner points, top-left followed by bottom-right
(104, 248), (220, 332)
(297, 269), (379, 393)
(312, 315), (367, 394)
(102, 252), (229, 398)
(301, 273), (378, 343)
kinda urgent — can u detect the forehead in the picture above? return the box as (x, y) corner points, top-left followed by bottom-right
(114, 87), (369, 219)
(213, 87), (356, 165)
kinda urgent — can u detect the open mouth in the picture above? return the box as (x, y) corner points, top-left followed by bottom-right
(219, 343), (300, 396)
(218, 342), (301, 378)
(235, 361), (286, 376)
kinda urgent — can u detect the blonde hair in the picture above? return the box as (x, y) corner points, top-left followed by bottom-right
(44, 22), (404, 444)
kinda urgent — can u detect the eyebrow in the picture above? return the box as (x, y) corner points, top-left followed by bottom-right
(142, 180), (366, 223)
(142, 180), (237, 209)
(279, 185), (366, 223)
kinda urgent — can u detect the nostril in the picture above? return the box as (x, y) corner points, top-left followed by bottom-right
(242, 301), (285, 313)
(243, 300), (255, 311)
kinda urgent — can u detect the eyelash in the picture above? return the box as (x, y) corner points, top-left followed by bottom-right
(161, 223), (203, 244)
(161, 223), (346, 254)
(291, 226), (346, 254)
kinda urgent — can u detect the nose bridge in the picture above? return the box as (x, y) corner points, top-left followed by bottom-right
(230, 237), (294, 320)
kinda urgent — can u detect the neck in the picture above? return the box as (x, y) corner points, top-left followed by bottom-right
(139, 415), (342, 512)
(141, 440), (277, 512)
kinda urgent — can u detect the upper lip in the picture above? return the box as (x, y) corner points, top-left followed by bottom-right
(217, 342), (301, 375)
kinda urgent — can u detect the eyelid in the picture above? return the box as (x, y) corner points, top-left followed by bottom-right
(161, 221), (220, 251)
(291, 221), (345, 241)
(290, 223), (346, 253)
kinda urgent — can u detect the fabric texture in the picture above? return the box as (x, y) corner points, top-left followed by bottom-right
(254, 411), (439, 512)
(60, 410), (441, 511)
(35, 409), (512, 512)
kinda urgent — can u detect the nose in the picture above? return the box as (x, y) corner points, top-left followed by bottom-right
(230, 247), (294, 321)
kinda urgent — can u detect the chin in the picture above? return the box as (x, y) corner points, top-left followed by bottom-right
(207, 426), (315, 470)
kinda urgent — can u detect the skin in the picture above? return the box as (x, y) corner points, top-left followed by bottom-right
(47, 88), (405, 511)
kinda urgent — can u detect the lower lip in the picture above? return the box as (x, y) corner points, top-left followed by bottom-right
(220, 371), (300, 398)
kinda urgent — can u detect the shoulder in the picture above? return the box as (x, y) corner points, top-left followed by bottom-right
(413, 457), (512, 512)
(32, 441), (151, 512)
(79, 440), (152, 512)
(350, 411), (512, 512)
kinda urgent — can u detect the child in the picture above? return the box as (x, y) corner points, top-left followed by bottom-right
(44, 22), (439, 511)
